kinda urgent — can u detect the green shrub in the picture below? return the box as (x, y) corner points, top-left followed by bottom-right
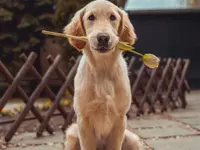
(0, 0), (125, 74)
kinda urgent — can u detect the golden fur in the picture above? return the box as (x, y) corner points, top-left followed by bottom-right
(64, 0), (140, 149)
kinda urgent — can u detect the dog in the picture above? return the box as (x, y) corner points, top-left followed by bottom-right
(64, 0), (140, 150)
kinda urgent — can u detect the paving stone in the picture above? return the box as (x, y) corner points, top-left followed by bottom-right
(169, 109), (200, 119)
(128, 118), (177, 128)
(178, 117), (200, 126)
(130, 125), (197, 138)
(193, 125), (200, 130)
(145, 136), (200, 150)
(5, 143), (62, 150)
(10, 131), (63, 145)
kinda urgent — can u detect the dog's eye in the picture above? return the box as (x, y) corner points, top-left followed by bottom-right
(110, 14), (116, 21)
(88, 14), (95, 21)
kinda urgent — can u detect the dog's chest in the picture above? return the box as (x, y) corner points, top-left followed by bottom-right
(78, 74), (129, 139)
(74, 59), (131, 114)
(76, 74), (121, 139)
(74, 57), (131, 141)
(89, 102), (116, 140)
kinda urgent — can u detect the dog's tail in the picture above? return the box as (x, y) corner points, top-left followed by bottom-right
(64, 123), (80, 150)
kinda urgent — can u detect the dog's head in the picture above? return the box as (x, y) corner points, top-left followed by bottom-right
(64, 0), (137, 54)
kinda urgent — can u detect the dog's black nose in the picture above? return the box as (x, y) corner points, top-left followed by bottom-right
(97, 33), (110, 45)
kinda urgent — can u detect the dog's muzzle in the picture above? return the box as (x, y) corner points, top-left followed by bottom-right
(96, 33), (110, 53)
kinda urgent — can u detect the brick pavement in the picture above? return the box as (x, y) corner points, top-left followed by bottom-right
(0, 90), (199, 150)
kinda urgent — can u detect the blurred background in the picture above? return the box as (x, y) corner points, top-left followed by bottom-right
(125, 0), (200, 89)
(0, 0), (200, 95)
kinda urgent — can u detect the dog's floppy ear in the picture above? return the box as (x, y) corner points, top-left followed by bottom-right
(118, 10), (137, 45)
(63, 8), (86, 51)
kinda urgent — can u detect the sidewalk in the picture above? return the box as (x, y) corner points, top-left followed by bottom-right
(0, 90), (199, 150)
(130, 90), (200, 150)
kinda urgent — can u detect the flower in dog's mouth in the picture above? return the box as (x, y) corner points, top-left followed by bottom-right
(142, 54), (160, 69)
(116, 42), (160, 69)
(42, 30), (160, 69)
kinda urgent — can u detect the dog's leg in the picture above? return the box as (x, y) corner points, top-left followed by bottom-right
(122, 129), (141, 150)
(78, 118), (96, 150)
(105, 115), (126, 150)
(64, 123), (80, 150)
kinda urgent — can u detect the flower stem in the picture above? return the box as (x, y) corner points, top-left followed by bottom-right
(128, 49), (143, 57)
(42, 30), (144, 57)
(42, 30), (87, 41)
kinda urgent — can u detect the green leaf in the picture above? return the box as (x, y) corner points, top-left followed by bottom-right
(19, 42), (30, 50)
(35, 0), (53, 6)
(0, 33), (18, 42)
(12, 2), (25, 10)
(29, 36), (40, 46)
(0, 8), (13, 21)
(17, 14), (37, 29)
(12, 47), (22, 52)
(5, 1), (25, 10)
(38, 13), (53, 21)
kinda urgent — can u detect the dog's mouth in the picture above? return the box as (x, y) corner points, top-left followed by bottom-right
(92, 46), (115, 53)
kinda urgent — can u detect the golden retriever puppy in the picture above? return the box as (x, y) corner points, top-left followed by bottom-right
(64, 0), (140, 150)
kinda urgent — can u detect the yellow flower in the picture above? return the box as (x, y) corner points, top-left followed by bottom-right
(1, 109), (16, 117)
(61, 99), (71, 106)
(116, 42), (133, 52)
(142, 54), (160, 69)
(42, 30), (160, 69)
(42, 30), (135, 52)
(43, 99), (52, 110)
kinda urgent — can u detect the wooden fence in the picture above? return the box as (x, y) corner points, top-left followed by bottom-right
(0, 52), (190, 142)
